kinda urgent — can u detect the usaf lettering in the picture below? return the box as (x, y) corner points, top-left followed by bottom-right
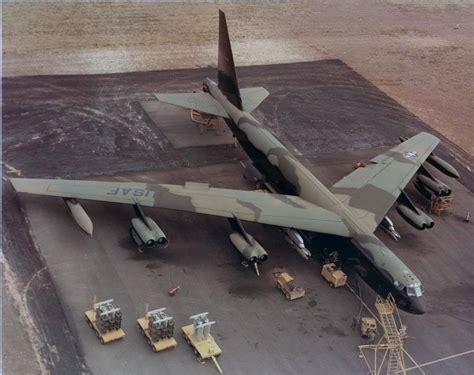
(107, 187), (153, 197)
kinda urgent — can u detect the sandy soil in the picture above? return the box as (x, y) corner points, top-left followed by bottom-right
(2, 1), (474, 156)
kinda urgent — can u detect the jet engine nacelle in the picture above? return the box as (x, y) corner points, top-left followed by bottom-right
(416, 174), (451, 197)
(130, 217), (168, 249)
(229, 232), (268, 263)
(396, 204), (434, 230)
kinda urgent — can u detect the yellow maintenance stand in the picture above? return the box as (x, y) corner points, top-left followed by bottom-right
(358, 294), (423, 375)
(137, 306), (178, 352)
(182, 312), (223, 374)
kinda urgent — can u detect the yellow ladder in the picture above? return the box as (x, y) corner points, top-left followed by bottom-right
(375, 295), (406, 375)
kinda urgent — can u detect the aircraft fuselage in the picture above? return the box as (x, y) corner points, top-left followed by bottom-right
(205, 78), (426, 314)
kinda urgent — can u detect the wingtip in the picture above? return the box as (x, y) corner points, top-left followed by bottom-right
(9, 177), (25, 191)
(419, 131), (440, 141)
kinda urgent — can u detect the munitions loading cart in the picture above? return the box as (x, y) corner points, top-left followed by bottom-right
(137, 306), (178, 352)
(182, 312), (223, 374)
(84, 298), (125, 344)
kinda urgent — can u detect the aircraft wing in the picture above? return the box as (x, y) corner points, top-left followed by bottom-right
(330, 132), (439, 232)
(11, 178), (351, 237)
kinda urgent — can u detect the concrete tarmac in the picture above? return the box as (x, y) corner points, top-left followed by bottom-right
(3, 61), (474, 374)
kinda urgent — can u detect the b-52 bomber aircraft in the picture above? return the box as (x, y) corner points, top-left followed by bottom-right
(11, 10), (460, 314)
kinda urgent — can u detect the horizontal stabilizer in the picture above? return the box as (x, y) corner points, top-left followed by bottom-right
(154, 92), (229, 118)
(155, 87), (269, 117)
(241, 87), (270, 113)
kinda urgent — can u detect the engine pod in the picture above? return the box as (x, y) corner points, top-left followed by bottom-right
(397, 204), (434, 230)
(229, 232), (268, 262)
(417, 174), (451, 197)
(130, 217), (168, 248)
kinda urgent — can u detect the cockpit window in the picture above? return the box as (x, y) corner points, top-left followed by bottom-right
(407, 283), (423, 297)
(394, 280), (423, 297)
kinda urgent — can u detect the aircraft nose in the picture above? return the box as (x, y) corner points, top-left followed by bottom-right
(410, 296), (426, 315)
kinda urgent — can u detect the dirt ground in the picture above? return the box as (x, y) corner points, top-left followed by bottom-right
(2, 1), (473, 156)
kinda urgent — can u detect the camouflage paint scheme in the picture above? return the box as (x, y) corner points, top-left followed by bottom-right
(203, 76), (436, 314)
(10, 179), (349, 237)
(10, 10), (442, 314)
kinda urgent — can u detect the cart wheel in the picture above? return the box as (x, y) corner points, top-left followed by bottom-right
(277, 283), (281, 290)
(196, 353), (204, 364)
(285, 293), (290, 300)
(183, 332), (191, 344)
(95, 330), (100, 338)
(100, 337), (105, 345)
(152, 345), (157, 353)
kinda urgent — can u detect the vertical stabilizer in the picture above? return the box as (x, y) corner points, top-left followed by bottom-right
(218, 10), (243, 110)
